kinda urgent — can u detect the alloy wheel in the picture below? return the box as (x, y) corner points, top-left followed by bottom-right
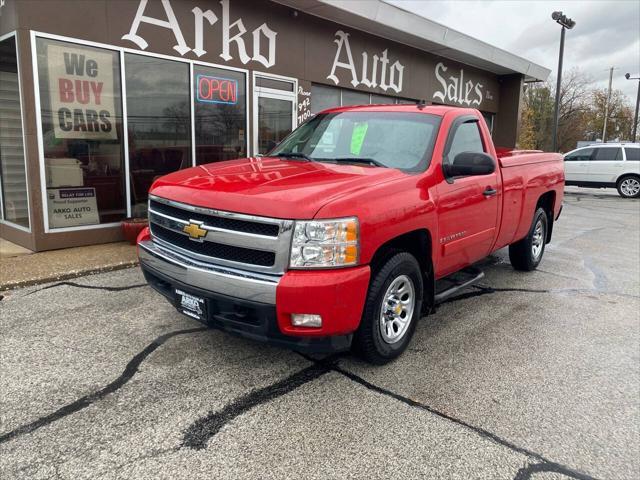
(379, 275), (415, 344)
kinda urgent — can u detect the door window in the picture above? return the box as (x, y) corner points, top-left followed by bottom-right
(593, 147), (622, 161)
(624, 148), (640, 161)
(445, 121), (484, 166)
(565, 148), (594, 161)
(254, 74), (296, 155)
(258, 96), (293, 154)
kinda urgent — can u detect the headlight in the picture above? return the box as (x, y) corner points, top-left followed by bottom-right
(290, 217), (359, 268)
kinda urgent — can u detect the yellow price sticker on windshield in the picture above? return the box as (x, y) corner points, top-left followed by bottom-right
(350, 122), (369, 155)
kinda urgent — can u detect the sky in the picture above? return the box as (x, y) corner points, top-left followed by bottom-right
(386, 0), (640, 102)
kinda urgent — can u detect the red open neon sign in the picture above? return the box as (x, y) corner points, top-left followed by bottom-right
(196, 75), (238, 105)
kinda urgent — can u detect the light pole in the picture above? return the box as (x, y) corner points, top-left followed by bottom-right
(551, 11), (576, 152)
(626, 73), (640, 142)
(602, 67), (615, 142)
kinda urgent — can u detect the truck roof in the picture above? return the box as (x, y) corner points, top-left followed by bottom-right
(318, 103), (473, 116)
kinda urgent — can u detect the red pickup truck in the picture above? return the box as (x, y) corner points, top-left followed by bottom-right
(137, 104), (564, 364)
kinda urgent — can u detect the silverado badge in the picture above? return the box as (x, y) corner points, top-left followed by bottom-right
(183, 221), (207, 241)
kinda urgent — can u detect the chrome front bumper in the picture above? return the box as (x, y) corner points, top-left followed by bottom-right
(138, 240), (281, 304)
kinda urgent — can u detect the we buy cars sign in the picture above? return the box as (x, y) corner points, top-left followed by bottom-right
(47, 43), (117, 140)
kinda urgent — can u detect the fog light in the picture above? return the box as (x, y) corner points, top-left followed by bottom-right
(291, 314), (322, 328)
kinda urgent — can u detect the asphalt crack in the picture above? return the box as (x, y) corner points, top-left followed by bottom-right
(181, 359), (335, 450)
(513, 461), (598, 480)
(438, 285), (549, 306)
(25, 281), (148, 296)
(332, 364), (599, 480)
(287, 350), (599, 480)
(0, 327), (207, 445)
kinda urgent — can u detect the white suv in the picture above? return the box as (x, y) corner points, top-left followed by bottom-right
(564, 143), (640, 198)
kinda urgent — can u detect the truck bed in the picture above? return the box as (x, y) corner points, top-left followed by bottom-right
(493, 149), (564, 250)
(496, 148), (563, 168)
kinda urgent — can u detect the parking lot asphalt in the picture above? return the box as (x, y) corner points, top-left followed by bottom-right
(1, 187), (638, 480)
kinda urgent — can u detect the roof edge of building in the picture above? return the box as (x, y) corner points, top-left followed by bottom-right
(272, 0), (551, 82)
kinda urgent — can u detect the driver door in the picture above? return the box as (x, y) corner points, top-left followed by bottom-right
(435, 118), (499, 277)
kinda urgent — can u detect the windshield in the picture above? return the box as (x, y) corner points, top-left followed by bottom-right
(269, 111), (441, 172)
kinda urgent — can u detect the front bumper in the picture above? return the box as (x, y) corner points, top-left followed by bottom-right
(138, 239), (279, 304)
(138, 234), (371, 353)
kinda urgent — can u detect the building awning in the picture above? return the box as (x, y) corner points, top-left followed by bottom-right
(273, 0), (551, 82)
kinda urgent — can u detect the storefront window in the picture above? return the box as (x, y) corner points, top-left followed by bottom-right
(342, 89), (369, 106)
(311, 84), (340, 114)
(193, 65), (246, 165)
(0, 35), (29, 228)
(311, 84), (411, 113)
(36, 38), (125, 229)
(371, 94), (396, 104)
(125, 54), (190, 217)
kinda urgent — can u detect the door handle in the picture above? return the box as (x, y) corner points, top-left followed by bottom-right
(483, 187), (497, 196)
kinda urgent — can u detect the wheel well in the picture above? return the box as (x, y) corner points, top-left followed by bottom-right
(617, 173), (640, 185)
(369, 229), (434, 311)
(536, 191), (556, 243)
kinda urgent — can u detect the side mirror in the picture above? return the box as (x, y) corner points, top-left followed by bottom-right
(445, 151), (495, 177)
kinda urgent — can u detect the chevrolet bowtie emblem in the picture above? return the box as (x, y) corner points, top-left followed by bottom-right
(183, 221), (208, 241)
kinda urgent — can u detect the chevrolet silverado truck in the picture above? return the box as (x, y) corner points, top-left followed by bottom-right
(137, 104), (564, 364)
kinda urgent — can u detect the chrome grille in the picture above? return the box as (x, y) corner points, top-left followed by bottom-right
(149, 200), (280, 237)
(148, 195), (293, 274)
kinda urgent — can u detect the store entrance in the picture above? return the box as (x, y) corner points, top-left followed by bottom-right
(252, 73), (297, 155)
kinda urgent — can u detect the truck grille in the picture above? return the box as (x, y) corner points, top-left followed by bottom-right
(149, 200), (279, 237)
(147, 195), (293, 273)
(150, 223), (276, 267)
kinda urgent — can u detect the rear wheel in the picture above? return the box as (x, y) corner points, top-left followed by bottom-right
(509, 207), (548, 271)
(353, 252), (423, 364)
(616, 175), (640, 198)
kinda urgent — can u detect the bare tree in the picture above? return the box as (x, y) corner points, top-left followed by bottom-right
(519, 69), (592, 152)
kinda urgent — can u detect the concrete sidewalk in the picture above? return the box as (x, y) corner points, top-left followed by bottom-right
(0, 240), (138, 291)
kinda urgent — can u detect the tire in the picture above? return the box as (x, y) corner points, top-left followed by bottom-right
(616, 175), (640, 198)
(509, 207), (548, 271)
(353, 252), (423, 364)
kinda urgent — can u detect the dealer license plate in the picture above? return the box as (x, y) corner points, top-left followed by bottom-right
(176, 289), (207, 321)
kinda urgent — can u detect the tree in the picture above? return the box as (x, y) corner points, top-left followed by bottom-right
(519, 82), (554, 151)
(518, 68), (591, 152)
(585, 88), (635, 142)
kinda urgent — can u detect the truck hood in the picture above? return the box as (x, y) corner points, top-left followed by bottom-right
(150, 157), (407, 219)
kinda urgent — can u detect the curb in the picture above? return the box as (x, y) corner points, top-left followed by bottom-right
(0, 261), (140, 292)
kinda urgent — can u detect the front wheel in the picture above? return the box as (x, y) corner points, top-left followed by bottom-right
(617, 175), (640, 198)
(509, 207), (548, 271)
(353, 252), (423, 364)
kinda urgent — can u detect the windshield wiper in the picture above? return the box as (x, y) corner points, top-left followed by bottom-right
(274, 152), (314, 162)
(332, 157), (388, 168)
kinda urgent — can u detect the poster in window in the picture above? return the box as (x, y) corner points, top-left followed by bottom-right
(47, 44), (117, 140)
(47, 187), (100, 228)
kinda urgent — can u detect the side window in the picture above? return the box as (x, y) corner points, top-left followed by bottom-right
(625, 148), (640, 161)
(445, 121), (484, 166)
(565, 148), (594, 161)
(593, 147), (622, 161)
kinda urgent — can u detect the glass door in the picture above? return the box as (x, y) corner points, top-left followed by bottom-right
(253, 74), (296, 155)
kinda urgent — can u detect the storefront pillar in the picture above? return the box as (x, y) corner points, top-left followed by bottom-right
(493, 74), (524, 149)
